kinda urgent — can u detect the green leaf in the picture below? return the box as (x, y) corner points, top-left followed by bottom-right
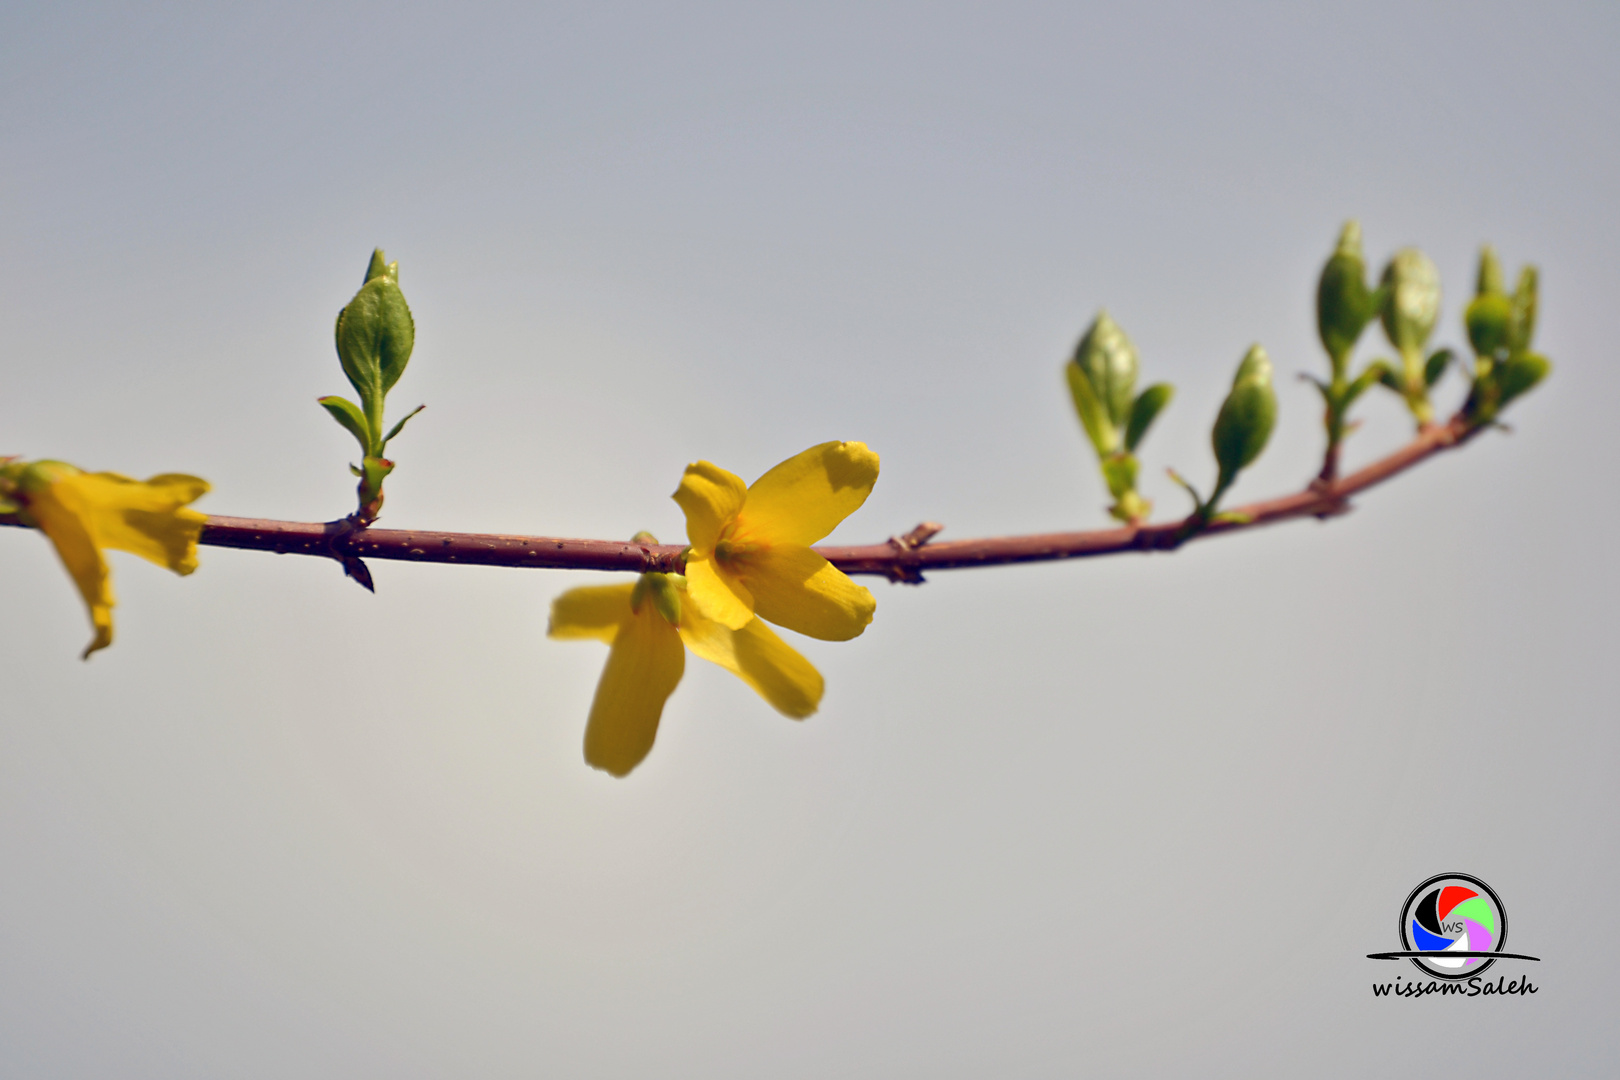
(1498, 352), (1551, 409)
(1508, 265), (1539, 353)
(1424, 348), (1454, 388)
(1124, 383), (1174, 451)
(318, 395), (374, 455)
(334, 249), (416, 413)
(1065, 362), (1118, 457)
(1343, 362), (1388, 409)
(381, 404), (426, 449)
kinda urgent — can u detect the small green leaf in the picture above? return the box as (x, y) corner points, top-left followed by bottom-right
(1509, 265), (1539, 353)
(1343, 362), (1388, 408)
(1424, 348), (1454, 388)
(318, 395), (373, 455)
(381, 404), (426, 449)
(1497, 352), (1551, 409)
(1124, 383), (1174, 451)
(334, 248), (416, 415)
(1065, 362), (1118, 457)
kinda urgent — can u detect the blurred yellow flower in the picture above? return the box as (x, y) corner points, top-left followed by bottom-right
(673, 441), (878, 641)
(2, 461), (209, 658)
(549, 570), (823, 777)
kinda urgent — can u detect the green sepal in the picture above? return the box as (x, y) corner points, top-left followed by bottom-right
(1212, 345), (1277, 489)
(1497, 352), (1551, 409)
(1508, 266), (1539, 353)
(381, 404), (426, 450)
(1379, 248), (1441, 358)
(1424, 348), (1454, 388)
(318, 395), (374, 455)
(1124, 383), (1174, 451)
(1066, 361), (1117, 457)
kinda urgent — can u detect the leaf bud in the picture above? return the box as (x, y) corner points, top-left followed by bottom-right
(1379, 248), (1441, 358)
(335, 248), (416, 422)
(1497, 352), (1550, 410)
(1316, 221), (1375, 362)
(1508, 266), (1538, 354)
(1212, 345), (1277, 487)
(1068, 310), (1139, 449)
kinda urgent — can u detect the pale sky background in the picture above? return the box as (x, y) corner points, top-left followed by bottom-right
(2, 2), (1617, 1076)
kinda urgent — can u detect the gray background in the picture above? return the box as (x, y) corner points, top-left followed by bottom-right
(1, 2), (1614, 1075)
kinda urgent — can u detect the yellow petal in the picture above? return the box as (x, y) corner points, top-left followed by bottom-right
(682, 551), (755, 630)
(548, 583), (636, 643)
(679, 603), (824, 719)
(735, 544), (875, 641)
(737, 441), (880, 546)
(26, 483), (115, 659)
(53, 471), (209, 574)
(672, 460), (747, 551)
(582, 606), (686, 777)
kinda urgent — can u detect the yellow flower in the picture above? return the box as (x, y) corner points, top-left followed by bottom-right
(548, 570), (824, 777)
(2, 461), (209, 659)
(673, 441), (879, 641)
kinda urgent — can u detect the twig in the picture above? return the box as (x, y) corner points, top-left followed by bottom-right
(0, 417), (1479, 580)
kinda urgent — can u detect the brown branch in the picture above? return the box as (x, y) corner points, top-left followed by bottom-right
(0, 416), (1480, 581)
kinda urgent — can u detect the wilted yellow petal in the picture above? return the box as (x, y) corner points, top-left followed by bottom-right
(582, 606), (686, 777)
(679, 603), (824, 719)
(25, 484), (115, 659)
(735, 544), (875, 641)
(52, 471), (209, 574)
(672, 461), (747, 551)
(548, 583), (635, 643)
(683, 552), (755, 630)
(737, 441), (879, 546)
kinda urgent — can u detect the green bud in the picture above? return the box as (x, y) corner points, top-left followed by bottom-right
(1466, 293), (1513, 358)
(1070, 309), (1139, 434)
(1212, 345), (1277, 489)
(1379, 248), (1441, 358)
(1316, 221), (1375, 363)
(1508, 266), (1538, 353)
(630, 572), (682, 627)
(1497, 352), (1550, 409)
(335, 248), (416, 428)
(1124, 383), (1174, 452)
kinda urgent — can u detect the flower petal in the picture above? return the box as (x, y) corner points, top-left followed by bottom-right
(548, 583), (635, 643)
(683, 552), (755, 630)
(582, 607), (686, 777)
(55, 472), (209, 574)
(679, 605), (824, 719)
(737, 544), (875, 641)
(672, 460), (747, 551)
(24, 482), (116, 659)
(737, 441), (879, 546)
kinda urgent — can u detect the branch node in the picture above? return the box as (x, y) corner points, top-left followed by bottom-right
(885, 521), (943, 584)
